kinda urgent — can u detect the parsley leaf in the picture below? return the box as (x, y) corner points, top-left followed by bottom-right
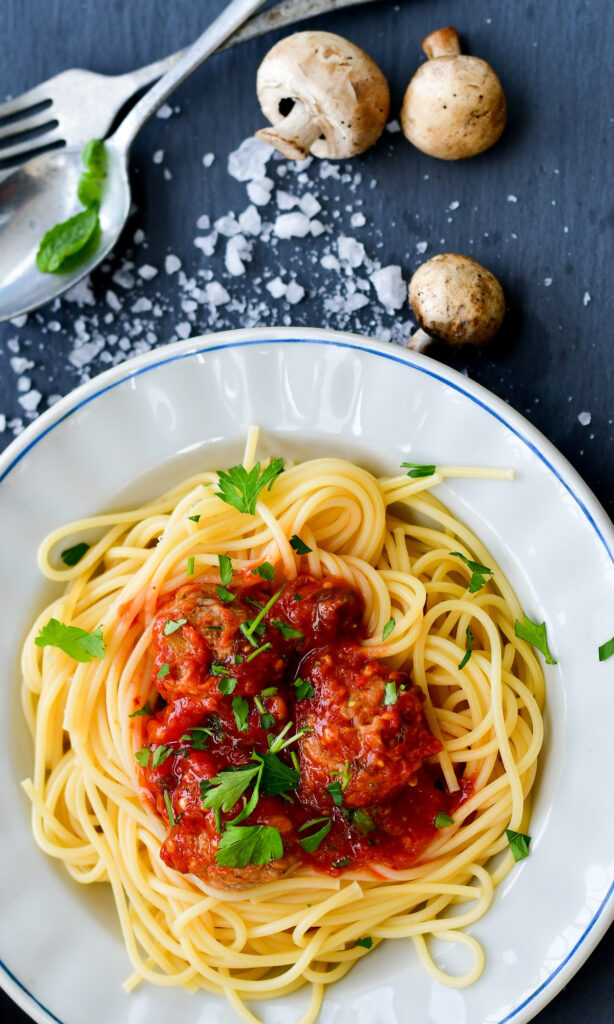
(164, 790), (176, 827)
(135, 748), (150, 767)
(326, 780), (344, 806)
(383, 681), (398, 706)
(216, 824), (283, 868)
(450, 552), (493, 593)
(298, 817), (332, 852)
(35, 619), (105, 663)
(232, 695), (250, 732)
(188, 514), (201, 523)
(202, 764), (260, 813)
(289, 534), (312, 555)
(382, 618), (395, 641)
(458, 625), (474, 670)
(60, 541), (90, 567)
(245, 642), (272, 663)
(332, 857), (350, 868)
(218, 677), (237, 696)
(157, 663), (170, 679)
(216, 585), (235, 604)
(506, 828), (531, 862)
(242, 589), (281, 641)
(257, 751), (300, 796)
(515, 615), (557, 664)
(435, 812), (455, 828)
(350, 808), (376, 834)
(401, 462), (436, 479)
(260, 713), (276, 730)
(218, 553), (233, 586)
(163, 617), (187, 636)
(181, 727), (212, 750)
(271, 619), (303, 640)
(129, 700), (152, 718)
(215, 459), (285, 516)
(187, 556), (195, 576)
(294, 676), (314, 700)
(152, 745), (173, 767)
(354, 937), (373, 949)
(331, 759), (351, 791)
(251, 561), (275, 581)
(211, 662), (230, 676)
(599, 635), (614, 662)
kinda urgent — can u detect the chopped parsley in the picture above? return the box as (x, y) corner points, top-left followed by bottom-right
(332, 857), (350, 868)
(163, 617), (186, 636)
(243, 589), (281, 641)
(215, 459), (285, 516)
(188, 514), (201, 523)
(216, 824), (283, 868)
(450, 552), (493, 593)
(271, 619), (303, 640)
(164, 790), (176, 826)
(294, 676), (314, 700)
(216, 585), (235, 604)
(134, 748), (150, 767)
(506, 828), (531, 862)
(129, 700), (152, 718)
(218, 677), (237, 696)
(218, 553), (233, 585)
(383, 681), (398, 706)
(186, 556), (195, 576)
(350, 808), (376, 834)
(260, 713), (276, 730)
(261, 686), (278, 697)
(298, 817), (332, 852)
(354, 937), (373, 949)
(257, 750), (299, 796)
(515, 615), (557, 664)
(289, 534), (312, 555)
(326, 780), (344, 806)
(152, 744), (173, 767)
(202, 764), (261, 813)
(232, 695), (250, 732)
(251, 561), (275, 581)
(331, 759), (351, 791)
(60, 541), (90, 566)
(401, 462), (436, 479)
(599, 635), (614, 662)
(211, 662), (230, 676)
(181, 727), (212, 750)
(293, 593), (302, 601)
(246, 642), (272, 663)
(458, 625), (474, 670)
(382, 618), (395, 641)
(35, 619), (105, 663)
(435, 812), (455, 828)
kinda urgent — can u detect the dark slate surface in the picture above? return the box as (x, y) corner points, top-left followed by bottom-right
(0, 0), (612, 1022)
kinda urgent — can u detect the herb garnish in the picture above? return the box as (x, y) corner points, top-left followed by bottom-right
(152, 744), (173, 767)
(271, 619), (303, 640)
(458, 626), (474, 670)
(326, 780), (344, 806)
(232, 695), (250, 732)
(350, 809), (376, 834)
(599, 635), (614, 662)
(435, 812), (455, 828)
(382, 618), (395, 641)
(242, 589), (281, 641)
(218, 677), (237, 696)
(186, 556), (195, 576)
(298, 817), (332, 852)
(251, 561), (275, 581)
(290, 534), (312, 555)
(181, 727), (212, 750)
(515, 615), (557, 664)
(35, 619), (105, 663)
(332, 857), (350, 868)
(506, 828), (531, 862)
(331, 759), (351, 791)
(188, 514), (201, 523)
(129, 700), (152, 718)
(163, 618), (187, 636)
(401, 462), (436, 479)
(216, 824), (283, 868)
(211, 662), (230, 676)
(294, 676), (314, 700)
(450, 552), (493, 593)
(383, 681), (398, 706)
(246, 642), (272, 662)
(164, 790), (176, 827)
(354, 937), (373, 949)
(61, 541), (90, 567)
(215, 459), (285, 516)
(216, 586), (235, 604)
(37, 139), (106, 273)
(218, 554), (233, 585)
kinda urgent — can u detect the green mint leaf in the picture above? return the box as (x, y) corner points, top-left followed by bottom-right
(76, 139), (106, 206)
(294, 676), (314, 700)
(382, 618), (395, 641)
(515, 615), (557, 665)
(326, 780), (344, 806)
(216, 824), (283, 868)
(598, 635), (614, 662)
(251, 561), (275, 581)
(354, 937), (373, 949)
(215, 458), (284, 516)
(458, 625), (474, 670)
(401, 462), (436, 479)
(289, 534), (312, 555)
(216, 585), (235, 604)
(383, 681), (398, 706)
(506, 828), (531, 862)
(36, 205), (99, 273)
(163, 617), (186, 636)
(202, 764), (260, 813)
(60, 541), (90, 567)
(232, 695), (250, 732)
(35, 618), (105, 663)
(129, 700), (152, 718)
(298, 817), (332, 852)
(218, 553), (233, 586)
(435, 812), (455, 828)
(271, 619), (303, 640)
(218, 677), (237, 696)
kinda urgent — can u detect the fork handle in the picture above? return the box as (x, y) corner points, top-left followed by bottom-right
(111, 0), (380, 97)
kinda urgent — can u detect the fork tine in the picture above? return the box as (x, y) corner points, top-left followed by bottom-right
(0, 110), (58, 146)
(0, 85), (52, 124)
(0, 130), (64, 167)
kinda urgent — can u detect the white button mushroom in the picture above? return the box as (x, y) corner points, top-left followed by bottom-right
(255, 31), (390, 161)
(407, 253), (505, 352)
(401, 27), (506, 160)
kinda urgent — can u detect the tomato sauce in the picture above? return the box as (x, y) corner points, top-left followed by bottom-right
(134, 572), (469, 884)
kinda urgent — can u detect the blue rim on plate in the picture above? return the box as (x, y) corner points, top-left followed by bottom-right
(1, 327), (612, 1024)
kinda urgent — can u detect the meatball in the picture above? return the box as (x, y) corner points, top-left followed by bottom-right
(273, 575), (364, 644)
(296, 645), (441, 810)
(151, 581), (295, 703)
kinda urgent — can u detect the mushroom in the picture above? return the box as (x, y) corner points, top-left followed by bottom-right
(400, 26), (506, 160)
(255, 31), (390, 161)
(407, 253), (505, 352)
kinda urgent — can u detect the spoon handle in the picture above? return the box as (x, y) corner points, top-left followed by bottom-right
(111, 0), (268, 153)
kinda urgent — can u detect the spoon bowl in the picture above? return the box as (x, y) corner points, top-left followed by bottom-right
(0, 144), (130, 320)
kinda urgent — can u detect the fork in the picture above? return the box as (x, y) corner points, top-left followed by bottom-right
(0, 0), (378, 177)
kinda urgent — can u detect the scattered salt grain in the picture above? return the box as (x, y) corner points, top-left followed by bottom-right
(238, 205), (262, 237)
(9, 315), (27, 328)
(165, 254), (182, 275)
(225, 234), (252, 276)
(138, 264), (158, 280)
(156, 104), (173, 119)
(350, 212), (366, 228)
(507, 194), (518, 203)
(578, 411), (592, 426)
(196, 214), (211, 230)
(153, 150), (164, 164)
(386, 120), (401, 134)
(202, 153), (215, 168)
(299, 194), (322, 218)
(194, 233), (218, 257)
(18, 389), (41, 413)
(449, 200), (460, 211)
(583, 291), (591, 306)
(338, 236), (365, 269)
(163, 168), (173, 181)
(369, 266), (406, 311)
(544, 277), (552, 287)
(285, 281), (305, 305)
(274, 212), (312, 240)
(416, 241), (428, 254)
(247, 177), (274, 206)
(266, 277), (287, 299)
(228, 136), (273, 182)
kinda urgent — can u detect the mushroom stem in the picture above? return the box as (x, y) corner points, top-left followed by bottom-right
(406, 329), (433, 353)
(255, 102), (323, 161)
(422, 26), (461, 59)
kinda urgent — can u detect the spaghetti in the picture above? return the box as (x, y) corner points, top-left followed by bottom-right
(21, 428), (545, 1023)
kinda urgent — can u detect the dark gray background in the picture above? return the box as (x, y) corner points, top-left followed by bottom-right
(1, 0), (612, 1022)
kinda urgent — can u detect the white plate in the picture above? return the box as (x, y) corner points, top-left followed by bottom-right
(1, 327), (613, 1024)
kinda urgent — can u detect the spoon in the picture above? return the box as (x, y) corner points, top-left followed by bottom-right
(0, 0), (267, 323)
